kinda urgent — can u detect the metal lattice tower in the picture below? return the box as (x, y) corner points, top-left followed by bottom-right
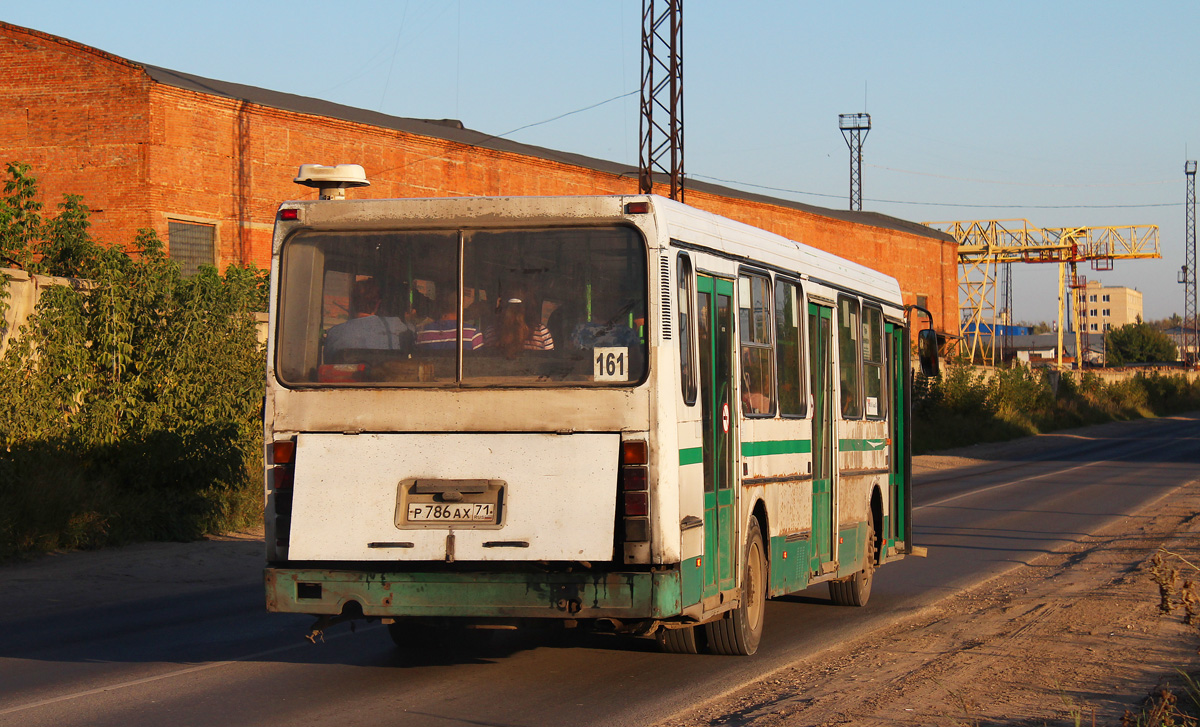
(1001, 261), (1013, 362)
(638, 0), (684, 202)
(839, 113), (871, 211)
(1184, 161), (1197, 364)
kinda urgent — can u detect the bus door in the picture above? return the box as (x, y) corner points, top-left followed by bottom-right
(807, 302), (836, 574)
(697, 275), (737, 598)
(887, 322), (907, 548)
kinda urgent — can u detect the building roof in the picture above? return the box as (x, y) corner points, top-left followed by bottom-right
(139, 63), (953, 245)
(1005, 333), (1106, 356)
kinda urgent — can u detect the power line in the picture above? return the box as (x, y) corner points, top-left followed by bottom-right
(687, 173), (1184, 210)
(498, 90), (638, 139)
(866, 164), (1176, 189)
(371, 89), (638, 183)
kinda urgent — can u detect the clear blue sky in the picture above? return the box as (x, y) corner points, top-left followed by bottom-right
(7, 1), (1199, 321)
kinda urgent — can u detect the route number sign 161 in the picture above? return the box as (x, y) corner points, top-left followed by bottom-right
(593, 347), (629, 382)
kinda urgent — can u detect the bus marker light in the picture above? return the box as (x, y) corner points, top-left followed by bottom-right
(695, 557), (702, 568)
(624, 201), (650, 215)
(272, 440), (295, 465)
(621, 440), (648, 465)
(279, 208), (300, 221)
(782, 551), (788, 559)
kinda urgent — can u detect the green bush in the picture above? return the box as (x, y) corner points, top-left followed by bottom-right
(0, 162), (266, 560)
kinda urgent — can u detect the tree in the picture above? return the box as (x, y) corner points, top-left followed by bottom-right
(1105, 322), (1177, 365)
(0, 162), (268, 557)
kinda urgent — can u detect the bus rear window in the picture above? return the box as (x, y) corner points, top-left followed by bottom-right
(276, 226), (648, 387)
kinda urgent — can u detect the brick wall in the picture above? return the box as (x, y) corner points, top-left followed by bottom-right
(0, 23), (152, 248)
(1, 21), (957, 333)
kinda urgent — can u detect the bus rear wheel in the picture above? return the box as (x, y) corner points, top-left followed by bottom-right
(829, 524), (875, 607)
(705, 517), (766, 656)
(658, 624), (704, 654)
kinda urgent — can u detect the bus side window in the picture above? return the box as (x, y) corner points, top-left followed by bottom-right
(838, 295), (862, 418)
(739, 272), (775, 417)
(863, 306), (886, 419)
(774, 279), (806, 417)
(678, 253), (697, 405)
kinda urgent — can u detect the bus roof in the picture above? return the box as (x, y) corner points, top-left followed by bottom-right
(650, 196), (904, 307)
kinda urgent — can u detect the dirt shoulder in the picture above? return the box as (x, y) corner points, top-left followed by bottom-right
(660, 420), (1200, 726)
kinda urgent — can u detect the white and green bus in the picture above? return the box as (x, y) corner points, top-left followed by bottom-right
(264, 165), (934, 655)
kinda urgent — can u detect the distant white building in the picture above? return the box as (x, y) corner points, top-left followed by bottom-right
(1080, 281), (1142, 333)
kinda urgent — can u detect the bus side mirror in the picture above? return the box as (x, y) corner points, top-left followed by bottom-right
(917, 328), (940, 377)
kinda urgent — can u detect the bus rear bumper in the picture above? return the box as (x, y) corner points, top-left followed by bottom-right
(264, 567), (683, 620)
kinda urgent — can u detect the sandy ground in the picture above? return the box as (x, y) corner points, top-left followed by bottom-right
(660, 419), (1200, 727)
(4, 416), (1199, 726)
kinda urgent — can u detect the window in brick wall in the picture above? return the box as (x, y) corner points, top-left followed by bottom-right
(168, 220), (216, 276)
(916, 294), (928, 310)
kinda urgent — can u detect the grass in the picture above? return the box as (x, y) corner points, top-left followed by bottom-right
(913, 366), (1200, 454)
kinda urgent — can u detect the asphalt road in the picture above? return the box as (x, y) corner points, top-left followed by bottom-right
(1, 414), (1197, 727)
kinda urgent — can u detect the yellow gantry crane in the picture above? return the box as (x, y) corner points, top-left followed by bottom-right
(922, 220), (1160, 368)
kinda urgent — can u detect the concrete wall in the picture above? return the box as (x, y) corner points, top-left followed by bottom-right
(0, 267), (89, 354)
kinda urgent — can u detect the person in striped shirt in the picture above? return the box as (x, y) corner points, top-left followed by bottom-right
(416, 287), (484, 351)
(488, 287), (554, 358)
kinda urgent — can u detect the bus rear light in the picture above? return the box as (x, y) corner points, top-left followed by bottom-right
(275, 515), (291, 547)
(272, 467), (294, 491)
(272, 440), (295, 465)
(621, 466), (647, 491)
(273, 487), (294, 516)
(624, 517), (649, 542)
(621, 440), (648, 465)
(624, 491), (649, 517)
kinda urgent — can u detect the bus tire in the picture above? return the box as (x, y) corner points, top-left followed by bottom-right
(829, 523), (875, 607)
(658, 624), (703, 654)
(704, 517), (766, 656)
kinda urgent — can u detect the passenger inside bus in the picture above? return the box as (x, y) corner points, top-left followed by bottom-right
(415, 286), (484, 351)
(323, 277), (415, 363)
(485, 285), (554, 358)
(741, 350), (772, 415)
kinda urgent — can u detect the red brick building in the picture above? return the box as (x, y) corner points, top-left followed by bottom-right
(0, 21), (957, 333)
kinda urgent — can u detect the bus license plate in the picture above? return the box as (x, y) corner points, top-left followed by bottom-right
(406, 502), (496, 522)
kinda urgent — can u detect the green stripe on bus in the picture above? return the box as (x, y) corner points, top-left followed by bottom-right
(741, 439), (812, 457)
(837, 438), (887, 452)
(679, 447), (703, 466)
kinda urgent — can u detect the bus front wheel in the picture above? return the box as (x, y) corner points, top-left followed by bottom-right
(705, 517), (766, 656)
